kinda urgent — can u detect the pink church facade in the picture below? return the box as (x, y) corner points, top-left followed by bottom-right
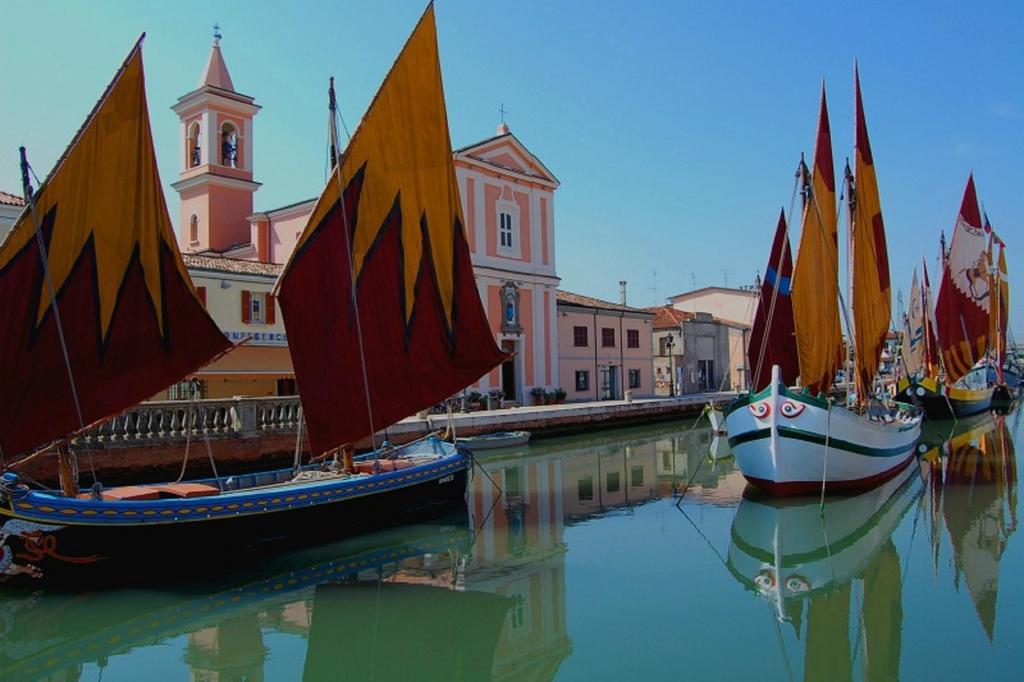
(453, 127), (561, 403)
(171, 36), (563, 403)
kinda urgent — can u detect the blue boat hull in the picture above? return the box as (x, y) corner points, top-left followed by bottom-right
(0, 439), (468, 586)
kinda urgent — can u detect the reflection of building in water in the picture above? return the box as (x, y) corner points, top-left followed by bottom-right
(185, 615), (267, 682)
(923, 413), (1018, 640)
(561, 443), (659, 520)
(469, 450), (571, 681)
(654, 428), (745, 505)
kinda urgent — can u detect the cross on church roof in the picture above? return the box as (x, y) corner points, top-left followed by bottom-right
(499, 103), (508, 124)
(213, 22), (222, 44)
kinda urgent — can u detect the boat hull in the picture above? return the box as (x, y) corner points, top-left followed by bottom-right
(896, 376), (993, 419)
(725, 368), (922, 496)
(0, 438), (468, 585)
(456, 431), (531, 450)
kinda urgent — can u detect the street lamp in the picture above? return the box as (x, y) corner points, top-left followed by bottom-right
(666, 333), (675, 397)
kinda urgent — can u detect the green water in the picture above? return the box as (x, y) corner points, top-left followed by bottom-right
(1, 410), (1021, 681)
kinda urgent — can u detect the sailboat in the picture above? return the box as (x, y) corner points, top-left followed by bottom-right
(0, 7), (504, 583)
(896, 176), (997, 418)
(724, 70), (922, 495)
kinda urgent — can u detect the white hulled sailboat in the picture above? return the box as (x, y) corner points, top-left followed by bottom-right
(724, 70), (922, 495)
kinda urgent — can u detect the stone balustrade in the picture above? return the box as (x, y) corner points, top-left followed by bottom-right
(76, 396), (303, 448)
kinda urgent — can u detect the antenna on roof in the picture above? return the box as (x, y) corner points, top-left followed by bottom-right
(648, 269), (660, 306)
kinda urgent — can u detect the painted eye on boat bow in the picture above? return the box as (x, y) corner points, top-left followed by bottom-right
(779, 401), (805, 418)
(748, 402), (771, 419)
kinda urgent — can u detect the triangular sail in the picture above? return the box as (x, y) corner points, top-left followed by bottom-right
(276, 7), (505, 455)
(935, 175), (990, 382)
(748, 209), (798, 391)
(922, 260), (940, 376)
(903, 269), (925, 377)
(850, 69), (891, 401)
(792, 87), (842, 395)
(0, 41), (231, 457)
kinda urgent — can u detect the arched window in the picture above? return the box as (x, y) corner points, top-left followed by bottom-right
(189, 214), (199, 243)
(221, 122), (238, 168)
(188, 122), (201, 167)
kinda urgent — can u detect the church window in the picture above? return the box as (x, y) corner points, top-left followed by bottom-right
(499, 211), (514, 249)
(221, 122), (239, 168)
(189, 214), (199, 243)
(188, 122), (201, 167)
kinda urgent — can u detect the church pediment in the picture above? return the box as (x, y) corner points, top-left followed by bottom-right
(455, 133), (559, 187)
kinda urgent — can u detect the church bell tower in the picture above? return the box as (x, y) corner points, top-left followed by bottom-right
(171, 27), (261, 253)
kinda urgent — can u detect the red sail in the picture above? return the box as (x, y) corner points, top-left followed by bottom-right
(748, 209), (798, 391)
(935, 175), (990, 381)
(0, 42), (231, 457)
(276, 7), (505, 455)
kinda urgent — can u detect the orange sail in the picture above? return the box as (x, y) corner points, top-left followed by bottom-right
(903, 268), (924, 377)
(0, 40), (230, 457)
(275, 6), (505, 455)
(849, 68), (891, 400)
(792, 86), (842, 395)
(935, 176), (989, 381)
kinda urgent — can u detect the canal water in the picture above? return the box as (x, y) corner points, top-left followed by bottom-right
(1, 410), (1020, 680)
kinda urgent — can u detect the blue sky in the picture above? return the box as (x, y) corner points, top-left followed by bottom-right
(1, 1), (1021, 332)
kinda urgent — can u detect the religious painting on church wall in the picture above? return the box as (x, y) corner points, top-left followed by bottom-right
(501, 281), (522, 335)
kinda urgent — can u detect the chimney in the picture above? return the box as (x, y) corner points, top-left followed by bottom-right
(619, 280), (627, 306)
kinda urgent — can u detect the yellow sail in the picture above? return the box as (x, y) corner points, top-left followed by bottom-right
(850, 68), (891, 401)
(792, 86), (842, 395)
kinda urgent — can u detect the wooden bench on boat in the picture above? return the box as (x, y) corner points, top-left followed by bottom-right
(78, 482), (221, 501)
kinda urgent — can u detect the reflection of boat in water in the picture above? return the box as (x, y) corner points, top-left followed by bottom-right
(920, 411), (1017, 640)
(726, 463), (922, 679)
(0, 517), (511, 681)
(729, 463), (921, 613)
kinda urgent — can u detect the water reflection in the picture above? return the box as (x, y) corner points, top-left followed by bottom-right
(723, 410), (1018, 680)
(1, 414), (1016, 680)
(920, 412), (1018, 641)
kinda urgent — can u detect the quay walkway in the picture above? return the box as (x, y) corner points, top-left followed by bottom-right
(22, 392), (735, 485)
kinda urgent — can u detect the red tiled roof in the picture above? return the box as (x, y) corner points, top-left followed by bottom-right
(556, 289), (653, 315)
(183, 253), (281, 277)
(0, 191), (25, 207)
(650, 306), (693, 329)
